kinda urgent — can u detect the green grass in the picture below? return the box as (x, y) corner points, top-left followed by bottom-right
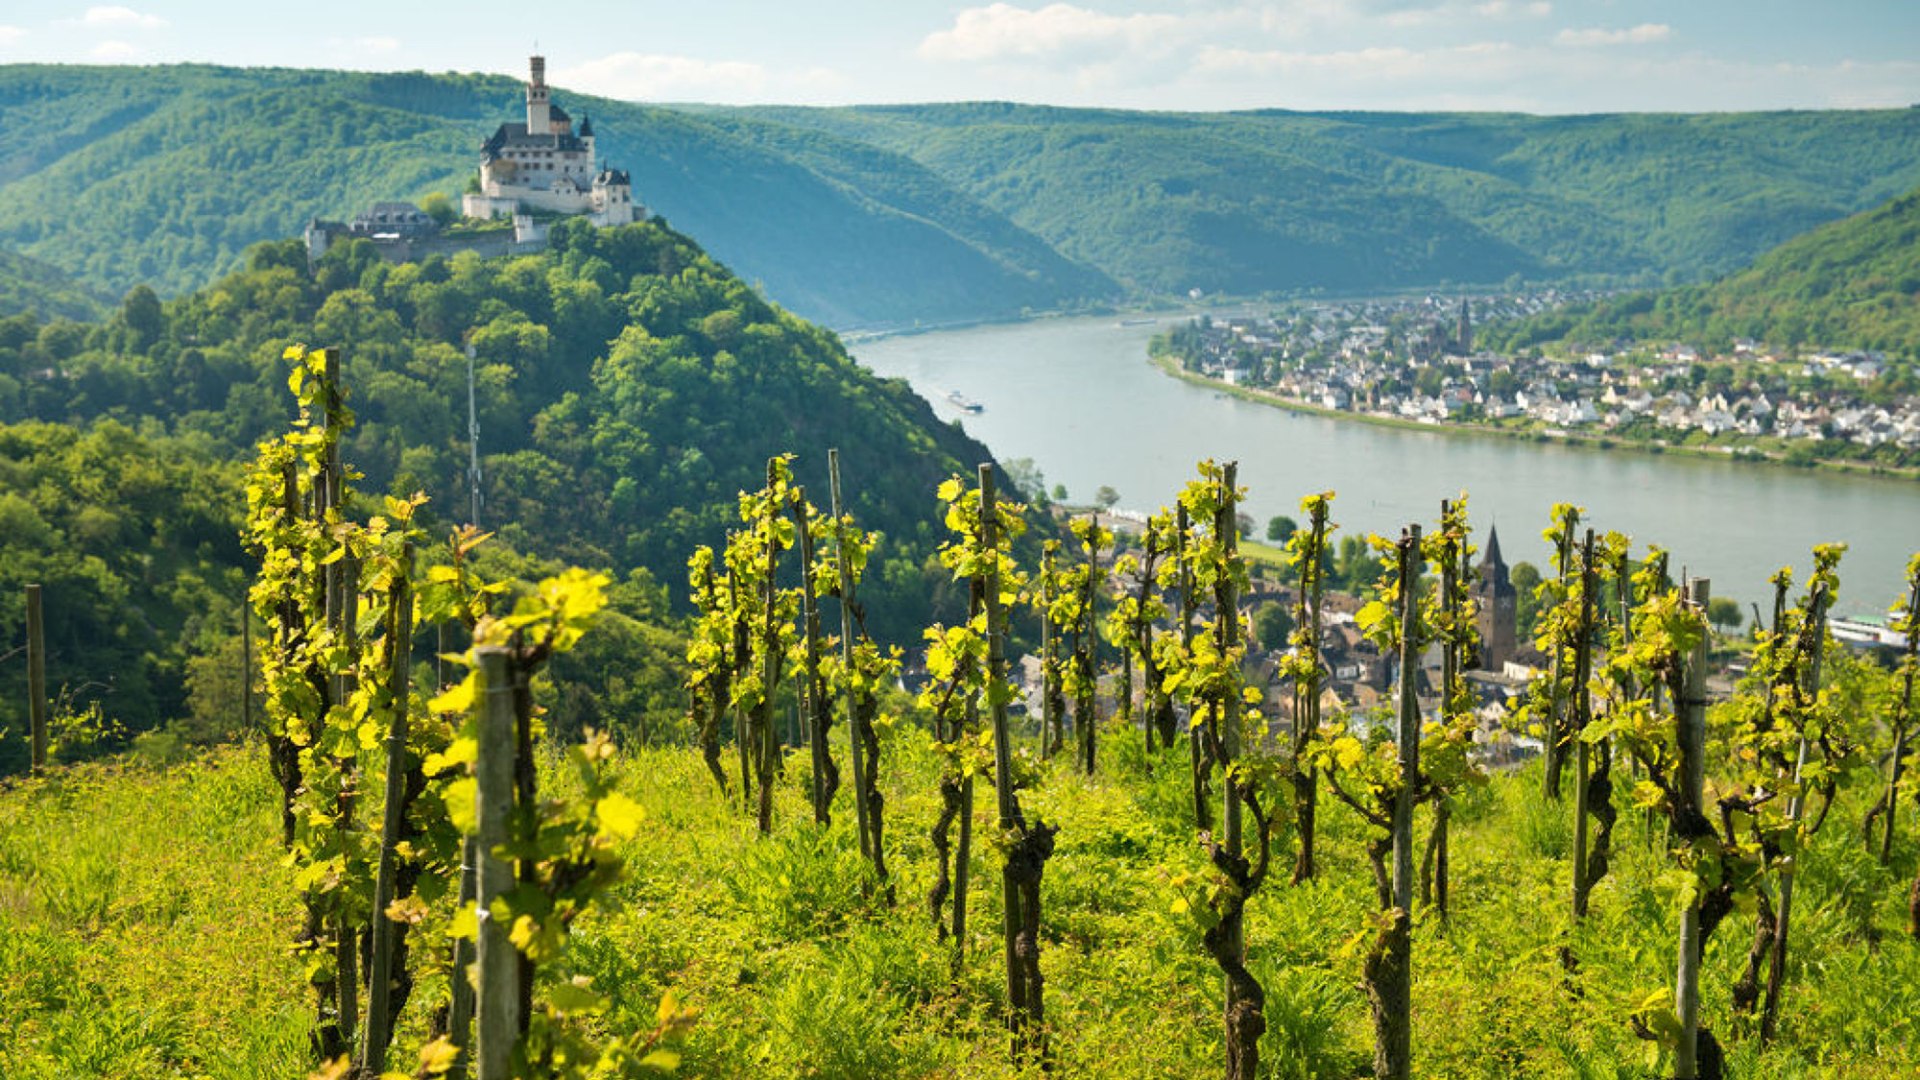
(2, 734), (1916, 1078)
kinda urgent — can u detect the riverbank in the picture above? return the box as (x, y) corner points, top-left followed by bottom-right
(1147, 350), (1920, 484)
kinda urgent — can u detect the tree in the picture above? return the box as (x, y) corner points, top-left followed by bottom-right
(421, 192), (457, 226)
(1266, 515), (1298, 544)
(1094, 485), (1120, 510)
(1706, 595), (1743, 632)
(1252, 601), (1292, 651)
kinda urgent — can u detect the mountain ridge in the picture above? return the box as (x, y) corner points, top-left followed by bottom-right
(5, 64), (1920, 326)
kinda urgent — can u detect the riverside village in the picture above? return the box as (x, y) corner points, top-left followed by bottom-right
(1160, 297), (1920, 470)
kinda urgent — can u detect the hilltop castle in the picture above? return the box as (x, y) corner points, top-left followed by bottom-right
(461, 55), (640, 226)
(307, 56), (641, 264)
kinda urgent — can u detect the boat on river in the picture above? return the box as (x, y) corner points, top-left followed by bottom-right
(946, 390), (984, 414)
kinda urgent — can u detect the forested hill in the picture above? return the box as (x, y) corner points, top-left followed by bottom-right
(0, 218), (1007, 766)
(7, 65), (1920, 327)
(0, 247), (108, 322)
(1489, 184), (1920, 357)
(0, 65), (1112, 329)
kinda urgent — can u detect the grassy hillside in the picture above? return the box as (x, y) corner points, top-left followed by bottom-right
(1493, 185), (1920, 358)
(2, 736), (1914, 1077)
(7, 65), (1920, 326)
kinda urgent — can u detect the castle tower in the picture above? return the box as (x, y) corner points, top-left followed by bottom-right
(1472, 524), (1517, 670)
(526, 55), (551, 139)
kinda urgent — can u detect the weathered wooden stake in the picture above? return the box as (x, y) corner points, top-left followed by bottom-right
(474, 647), (521, 1080)
(1376, 524), (1422, 1080)
(1571, 529), (1598, 921)
(360, 543), (413, 1077)
(1881, 562), (1919, 865)
(1760, 584), (1829, 1044)
(1674, 577), (1710, 1080)
(241, 587), (253, 736)
(26, 583), (47, 772)
(828, 450), (872, 861)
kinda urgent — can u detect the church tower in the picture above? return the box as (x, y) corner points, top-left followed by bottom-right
(526, 55), (551, 138)
(1473, 524), (1517, 670)
(1456, 298), (1473, 355)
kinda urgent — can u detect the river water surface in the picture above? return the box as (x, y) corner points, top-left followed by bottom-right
(851, 314), (1920, 619)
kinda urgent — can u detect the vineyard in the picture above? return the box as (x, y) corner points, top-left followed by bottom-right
(2, 345), (1919, 1080)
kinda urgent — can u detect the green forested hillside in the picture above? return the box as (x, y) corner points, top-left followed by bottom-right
(1491, 185), (1920, 356)
(0, 218), (1009, 766)
(0, 66), (1108, 328)
(7, 64), (1920, 326)
(0, 248), (106, 322)
(702, 102), (1920, 297)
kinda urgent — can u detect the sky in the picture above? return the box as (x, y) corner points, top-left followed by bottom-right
(1, 1), (1916, 113)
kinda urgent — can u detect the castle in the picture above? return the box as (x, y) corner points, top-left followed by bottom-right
(306, 55), (640, 264)
(461, 55), (640, 227)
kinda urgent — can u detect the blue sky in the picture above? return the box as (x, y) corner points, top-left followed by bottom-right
(1, 2), (1915, 112)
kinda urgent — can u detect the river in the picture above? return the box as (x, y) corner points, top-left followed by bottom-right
(850, 314), (1920, 620)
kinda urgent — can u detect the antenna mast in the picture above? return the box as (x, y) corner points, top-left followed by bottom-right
(466, 342), (483, 528)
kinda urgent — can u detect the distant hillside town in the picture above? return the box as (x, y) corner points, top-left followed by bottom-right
(305, 56), (643, 264)
(1159, 295), (1920, 472)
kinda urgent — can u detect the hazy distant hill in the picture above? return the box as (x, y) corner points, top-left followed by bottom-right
(5, 64), (1920, 326)
(0, 66), (1108, 328)
(717, 103), (1920, 298)
(1491, 185), (1920, 358)
(0, 247), (108, 322)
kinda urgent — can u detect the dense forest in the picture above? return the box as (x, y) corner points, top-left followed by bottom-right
(1489, 184), (1920, 358)
(0, 217), (1007, 771)
(6, 64), (1920, 325)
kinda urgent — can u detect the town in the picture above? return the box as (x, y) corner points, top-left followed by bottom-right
(1157, 293), (1920, 472)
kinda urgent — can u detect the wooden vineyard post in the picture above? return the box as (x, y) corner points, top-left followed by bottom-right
(1040, 544), (1058, 761)
(25, 583), (47, 772)
(1760, 583), (1830, 1044)
(983, 464), (1055, 1061)
(1379, 525), (1422, 1080)
(793, 489), (836, 826)
(829, 450), (871, 860)
(1884, 559), (1919, 867)
(360, 543), (414, 1077)
(240, 586), (253, 736)
(1291, 496), (1331, 885)
(473, 647), (521, 1080)
(1178, 503), (1211, 833)
(442, 622), (476, 1080)
(1542, 508), (1579, 801)
(1674, 577), (1710, 1080)
(1571, 529), (1598, 921)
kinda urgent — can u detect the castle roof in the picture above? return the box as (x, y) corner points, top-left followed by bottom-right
(596, 167), (630, 186)
(578, 112), (593, 137)
(1477, 525), (1514, 596)
(481, 122), (588, 159)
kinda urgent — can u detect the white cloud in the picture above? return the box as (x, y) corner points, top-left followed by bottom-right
(1555, 23), (1671, 47)
(0, 25), (26, 45)
(89, 39), (140, 60)
(1473, 1), (1550, 16)
(554, 52), (768, 102)
(919, 4), (1185, 64)
(80, 6), (166, 30)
